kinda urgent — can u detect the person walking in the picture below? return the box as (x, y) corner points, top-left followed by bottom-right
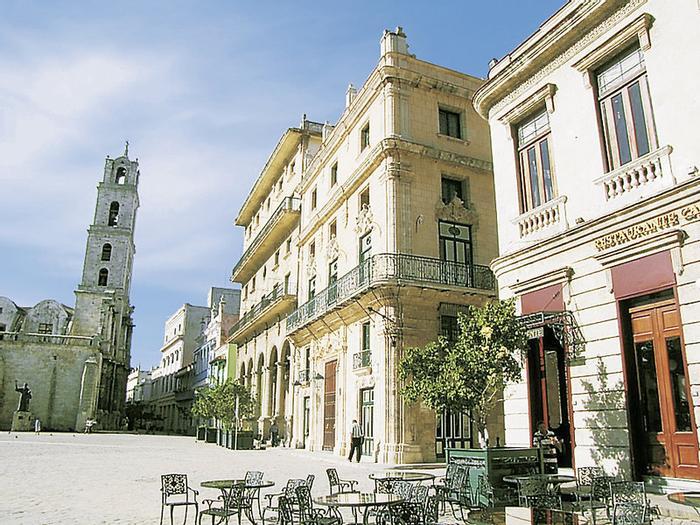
(348, 419), (364, 463)
(34, 418), (41, 435)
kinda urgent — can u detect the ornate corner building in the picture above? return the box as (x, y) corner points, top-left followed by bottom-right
(0, 147), (139, 431)
(229, 29), (499, 463)
(475, 0), (700, 487)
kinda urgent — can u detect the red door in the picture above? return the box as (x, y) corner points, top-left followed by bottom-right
(323, 360), (337, 451)
(629, 300), (700, 479)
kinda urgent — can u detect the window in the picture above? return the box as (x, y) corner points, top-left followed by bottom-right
(108, 202), (120, 226)
(311, 188), (317, 210)
(329, 220), (337, 239)
(251, 276), (256, 292)
(309, 241), (316, 259)
(330, 163), (338, 187)
(439, 108), (462, 139)
(262, 266), (267, 282)
(98, 268), (109, 286)
(359, 233), (372, 263)
(439, 221), (473, 287)
(286, 238), (292, 254)
(243, 285), (248, 300)
(308, 277), (316, 301)
(101, 243), (112, 261)
(328, 259), (338, 302)
(38, 323), (52, 334)
(0, 323), (5, 340)
(362, 321), (370, 351)
(440, 315), (460, 343)
(115, 167), (127, 185)
(516, 110), (555, 211)
(274, 250), (280, 267)
(360, 188), (370, 210)
(361, 123), (370, 150)
(597, 46), (655, 171)
(266, 197), (270, 211)
(290, 161), (296, 175)
(441, 177), (463, 204)
(284, 273), (291, 294)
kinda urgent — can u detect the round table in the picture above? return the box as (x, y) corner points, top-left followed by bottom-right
(314, 492), (404, 525)
(200, 479), (275, 524)
(369, 471), (435, 482)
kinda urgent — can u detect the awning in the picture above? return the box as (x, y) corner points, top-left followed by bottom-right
(519, 310), (585, 361)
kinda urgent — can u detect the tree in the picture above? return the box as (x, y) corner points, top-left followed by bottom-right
(191, 379), (256, 430)
(399, 299), (527, 443)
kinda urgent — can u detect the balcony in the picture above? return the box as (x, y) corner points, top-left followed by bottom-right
(228, 283), (297, 344)
(353, 350), (371, 370)
(231, 197), (301, 283)
(287, 253), (495, 333)
(594, 145), (674, 207)
(513, 195), (568, 238)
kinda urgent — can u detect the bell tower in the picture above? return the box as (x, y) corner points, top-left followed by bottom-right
(71, 143), (140, 426)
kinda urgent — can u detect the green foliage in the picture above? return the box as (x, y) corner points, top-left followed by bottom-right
(191, 379), (256, 430)
(399, 299), (527, 430)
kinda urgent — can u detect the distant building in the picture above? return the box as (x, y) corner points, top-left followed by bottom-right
(0, 146), (140, 431)
(150, 288), (239, 435)
(126, 367), (152, 404)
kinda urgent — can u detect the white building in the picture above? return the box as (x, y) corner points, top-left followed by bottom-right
(474, 0), (700, 486)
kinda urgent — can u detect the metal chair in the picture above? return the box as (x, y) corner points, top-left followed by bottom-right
(306, 474), (315, 490)
(295, 485), (342, 525)
(588, 475), (615, 524)
(517, 476), (561, 509)
(566, 467), (605, 506)
(245, 470), (265, 519)
(160, 473), (199, 525)
(610, 481), (650, 525)
(199, 482), (247, 525)
(325, 468), (357, 495)
(262, 479), (306, 525)
(277, 496), (295, 525)
(436, 465), (471, 518)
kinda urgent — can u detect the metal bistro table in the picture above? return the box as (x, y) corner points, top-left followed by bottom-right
(200, 479), (275, 524)
(314, 492), (404, 525)
(369, 471), (435, 493)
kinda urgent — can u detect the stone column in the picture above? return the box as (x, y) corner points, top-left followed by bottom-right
(75, 355), (101, 432)
(275, 362), (285, 418)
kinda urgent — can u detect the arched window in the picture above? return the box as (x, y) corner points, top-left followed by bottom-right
(98, 268), (109, 286)
(115, 167), (127, 185)
(108, 202), (120, 226)
(101, 243), (112, 261)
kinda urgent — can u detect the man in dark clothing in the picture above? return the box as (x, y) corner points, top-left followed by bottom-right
(348, 419), (364, 462)
(533, 420), (562, 473)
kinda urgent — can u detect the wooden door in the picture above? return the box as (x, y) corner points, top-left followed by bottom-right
(323, 360), (337, 451)
(629, 300), (700, 479)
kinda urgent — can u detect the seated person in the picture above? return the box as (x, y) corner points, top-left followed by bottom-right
(533, 420), (562, 474)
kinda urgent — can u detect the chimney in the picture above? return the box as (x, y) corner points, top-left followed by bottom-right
(380, 26), (408, 58)
(345, 83), (357, 108)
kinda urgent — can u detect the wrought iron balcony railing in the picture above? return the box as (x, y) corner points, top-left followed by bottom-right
(353, 350), (371, 370)
(287, 252), (495, 332)
(228, 283), (294, 338)
(232, 196), (301, 282)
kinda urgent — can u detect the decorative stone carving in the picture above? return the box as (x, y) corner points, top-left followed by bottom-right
(326, 234), (339, 260)
(355, 204), (374, 235)
(435, 196), (479, 226)
(306, 256), (317, 278)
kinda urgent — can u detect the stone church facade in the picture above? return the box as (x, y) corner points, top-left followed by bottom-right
(0, 147), (139, 431)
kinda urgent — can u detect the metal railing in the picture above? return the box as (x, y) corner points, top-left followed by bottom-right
(232, 197), (301, 279)
(228, 282), (295, 338)
(353, 350), (371, 370)
(287, 253), (495, 332)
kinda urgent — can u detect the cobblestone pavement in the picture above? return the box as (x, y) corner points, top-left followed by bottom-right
(0, 432), (419, 524)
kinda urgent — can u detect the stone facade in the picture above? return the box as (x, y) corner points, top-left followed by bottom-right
(474, 0), (700, 487)
(0, 147), (140, 431)
(230, 29), (499, 463)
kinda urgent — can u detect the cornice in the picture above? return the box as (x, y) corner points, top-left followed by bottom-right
(298, 137), (492, 244)
(474, 0), (647, 119)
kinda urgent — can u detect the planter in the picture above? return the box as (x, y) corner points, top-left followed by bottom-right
(197, 427), (206, 441)
(232, 430), (254, 450)
(205, 427), (217, 443)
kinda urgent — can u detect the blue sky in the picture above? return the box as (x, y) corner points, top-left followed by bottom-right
(0, 0), (564, 369)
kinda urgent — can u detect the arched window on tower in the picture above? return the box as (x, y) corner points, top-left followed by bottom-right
(101, 243), (112, 261)
(108, 202), (120, 226)
(115, 167), (127, 185)
(98, 268), (109, 286)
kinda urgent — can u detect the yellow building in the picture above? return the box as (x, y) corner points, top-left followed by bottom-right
(231, 28), (499, 463)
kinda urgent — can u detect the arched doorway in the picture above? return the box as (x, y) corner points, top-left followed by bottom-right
(269, 347), (278, 417)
